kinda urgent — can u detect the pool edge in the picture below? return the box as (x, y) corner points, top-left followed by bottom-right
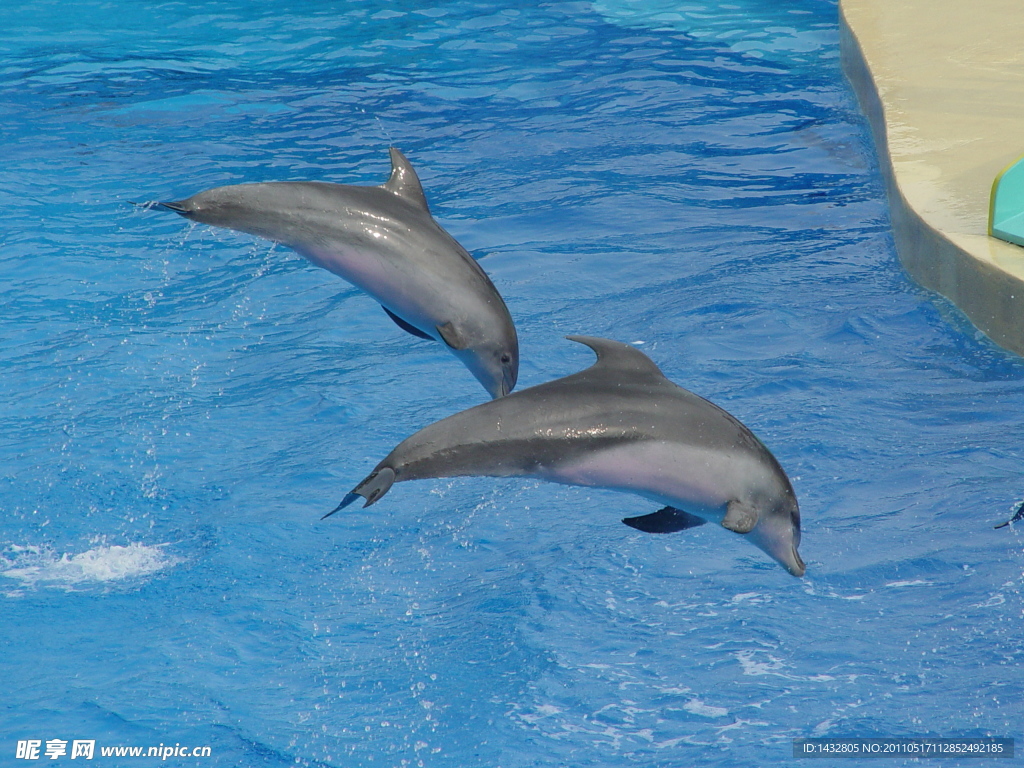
(839, 0), (1024, 358)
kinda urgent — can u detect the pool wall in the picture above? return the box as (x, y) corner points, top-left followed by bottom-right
(840, 0), (1024, 356)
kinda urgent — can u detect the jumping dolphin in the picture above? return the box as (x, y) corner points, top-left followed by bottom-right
(328, 336), (805, 576)
(154, 148), (518, 399)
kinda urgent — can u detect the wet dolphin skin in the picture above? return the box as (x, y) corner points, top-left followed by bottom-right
(155, 148), (518, 399)
(332, 336), (805, 576)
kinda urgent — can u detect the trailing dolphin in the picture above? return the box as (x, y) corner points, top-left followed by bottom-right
(328, 336), (805, 577)
(153, 148), (518, 399)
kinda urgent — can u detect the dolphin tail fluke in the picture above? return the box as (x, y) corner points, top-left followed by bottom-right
(129, 200), (187, 214)
(623, 506), (707, 533)
(323, 467), (397, 520)
(995, 500), (1024, 529)
(155, 201), (189, 214)
(322, 492), (361, 519)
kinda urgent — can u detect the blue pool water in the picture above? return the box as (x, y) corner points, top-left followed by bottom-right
(2, 0), (1022, 765)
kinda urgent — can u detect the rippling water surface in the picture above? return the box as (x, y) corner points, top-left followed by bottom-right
(2, 1), (1022, 766)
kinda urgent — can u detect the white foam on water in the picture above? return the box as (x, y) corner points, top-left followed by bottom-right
(970, 593), (1006, 608)
(730, 591), (771, 604)
(734, 649), (838, 683)
(2, 541), (178, 592)
(802, 581), (867, 600)
(683, 699), (729, 718)
(884, 579), (933, 588)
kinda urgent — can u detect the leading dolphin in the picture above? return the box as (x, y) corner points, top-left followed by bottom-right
(154, 148), (518, 399)
(329, 336), (805, 576)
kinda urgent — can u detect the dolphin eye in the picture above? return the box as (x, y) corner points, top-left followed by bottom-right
(500, 353), (511, 364)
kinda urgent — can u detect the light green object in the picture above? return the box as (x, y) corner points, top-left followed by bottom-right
(989, 153), (1024, 247)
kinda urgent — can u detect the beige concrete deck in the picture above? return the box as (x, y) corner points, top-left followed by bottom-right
(840, 0), (1024, 356)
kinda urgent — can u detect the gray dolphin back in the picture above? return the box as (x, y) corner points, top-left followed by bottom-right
(334, 336), (805, 576)
(345, 335), (777, 495)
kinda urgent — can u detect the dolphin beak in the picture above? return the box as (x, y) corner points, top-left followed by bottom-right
(499, 368), (516, 398)
(785, 547), (806, 577)
(486, 375), (510, 400)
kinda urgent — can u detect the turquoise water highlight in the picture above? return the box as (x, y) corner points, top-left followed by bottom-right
(2, 1), (1022, 766)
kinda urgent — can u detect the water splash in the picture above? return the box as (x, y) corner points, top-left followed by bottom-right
(2, 541), (178, 592)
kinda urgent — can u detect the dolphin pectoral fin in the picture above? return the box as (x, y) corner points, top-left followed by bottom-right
(437, 321), (469, 350)
(721, 500), (758, 534)
(995, 500), (1024, 529)
(382, 306), (434, 340)
(623, 506), (707, 534)
(322, 467), (397, 520)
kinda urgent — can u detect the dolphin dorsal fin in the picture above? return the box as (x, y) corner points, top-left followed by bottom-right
(565, 336), (667, 380)
(382, 147), (430, 212)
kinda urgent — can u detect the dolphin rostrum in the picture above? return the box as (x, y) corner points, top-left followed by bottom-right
(154, 148), (518, 399)
(328, 336), (805, 576)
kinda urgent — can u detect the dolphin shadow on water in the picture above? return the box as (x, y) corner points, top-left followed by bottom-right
(150, 148), (518, 400)
(327, 336), (806, 577)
